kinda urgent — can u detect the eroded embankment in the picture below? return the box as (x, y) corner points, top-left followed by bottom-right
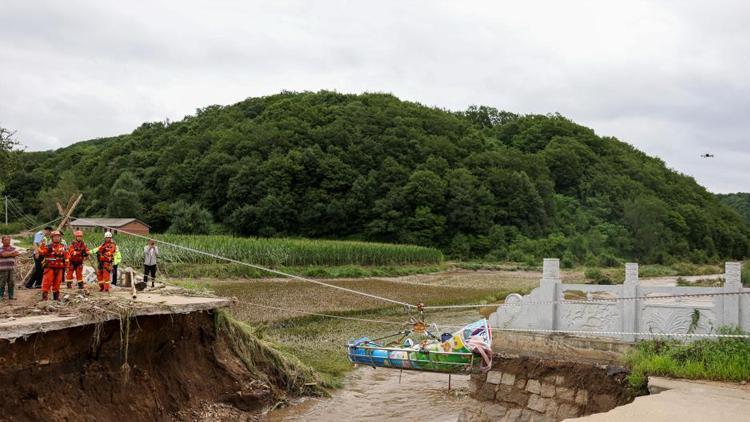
(0, 310), (319, 421)
(463, 354), (641, 421)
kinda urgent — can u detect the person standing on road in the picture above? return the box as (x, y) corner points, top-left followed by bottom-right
(38, 230), (69, 301)
(143, 239), (159, 287)
(26, 226), (52, 288)
(0, 235), (21, 301)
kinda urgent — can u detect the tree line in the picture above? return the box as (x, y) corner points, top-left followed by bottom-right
(4, 91), (749, 265)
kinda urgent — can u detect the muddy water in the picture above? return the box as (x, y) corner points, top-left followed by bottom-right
(268, 367), (480, 421)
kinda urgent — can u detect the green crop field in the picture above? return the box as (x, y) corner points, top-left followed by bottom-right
(72, 234), (443, 269)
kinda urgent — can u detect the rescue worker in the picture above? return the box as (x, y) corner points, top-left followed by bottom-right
(38, 230), (69, 301)
(67, 230), (90, 289)
(111, 248), (121, 286)
(93, 231), (116, 292)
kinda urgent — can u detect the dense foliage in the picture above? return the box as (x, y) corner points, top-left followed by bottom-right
(717, 193), (750, 226)
(0, 125), (21, 194)
(4, 91), (749, 263)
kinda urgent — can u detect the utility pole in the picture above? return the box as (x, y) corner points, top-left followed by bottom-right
(4, 196), (7, 226)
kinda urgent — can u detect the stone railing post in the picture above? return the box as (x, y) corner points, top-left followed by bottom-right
(539, 258), (561, 330)
(722, 262), (742, 328)
(622, 263), (639, 342)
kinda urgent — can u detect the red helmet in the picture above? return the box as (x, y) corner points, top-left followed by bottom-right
(51, 230), (62, 236)
(74, 230), (84, 237)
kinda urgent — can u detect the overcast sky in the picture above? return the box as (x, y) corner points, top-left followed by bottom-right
(2, 1), (748, 193)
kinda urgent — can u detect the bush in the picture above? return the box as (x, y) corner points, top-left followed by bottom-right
(597, 253), (621, 268)
(560, 253), (575, 269)
(0, 222), (28, 235)
(584, 267), (613, 285)
(584, 267), (602, 279)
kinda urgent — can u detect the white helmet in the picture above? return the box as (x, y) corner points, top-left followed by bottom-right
(104, 231), (113, 238)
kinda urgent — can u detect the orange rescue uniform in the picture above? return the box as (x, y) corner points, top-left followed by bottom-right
(95, 241), (116, 292)
(67, 240), (90, 289)
(38, 241), (69, 300)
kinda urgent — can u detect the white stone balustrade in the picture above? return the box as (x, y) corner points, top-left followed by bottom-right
(488, 259), (750, 341)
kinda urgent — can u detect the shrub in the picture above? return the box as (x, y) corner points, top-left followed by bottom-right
(584, 267), (613, 285)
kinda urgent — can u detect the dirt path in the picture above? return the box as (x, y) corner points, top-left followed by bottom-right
(268, 367), (479, 421)
(576, 377), (750, 421)
(638, 273), (724, 287)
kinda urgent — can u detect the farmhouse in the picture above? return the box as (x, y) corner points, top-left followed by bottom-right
(70, 217), (151, 235)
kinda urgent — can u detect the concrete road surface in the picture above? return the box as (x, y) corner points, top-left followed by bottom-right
(573, 377), (750, 422)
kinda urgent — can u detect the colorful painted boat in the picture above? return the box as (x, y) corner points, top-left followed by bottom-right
(346, 319), (492, 373)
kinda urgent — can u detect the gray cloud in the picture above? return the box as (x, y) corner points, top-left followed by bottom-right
(1, 0), (748, 192)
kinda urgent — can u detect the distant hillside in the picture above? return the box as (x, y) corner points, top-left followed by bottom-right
(6, 91), (749, 263)
(717, 193), (750, 226)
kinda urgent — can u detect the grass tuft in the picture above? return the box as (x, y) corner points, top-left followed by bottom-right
(625, 327), (750, 388)
(214, 310), (329, 396)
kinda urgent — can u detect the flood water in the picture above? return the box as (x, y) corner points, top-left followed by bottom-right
(267, 367), (481, 421)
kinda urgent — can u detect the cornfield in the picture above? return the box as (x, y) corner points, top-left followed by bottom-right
(79, 234), (443, 268)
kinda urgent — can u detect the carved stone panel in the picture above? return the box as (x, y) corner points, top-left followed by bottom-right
(641, 306), (715, 335)
(559, 304), (620, 333)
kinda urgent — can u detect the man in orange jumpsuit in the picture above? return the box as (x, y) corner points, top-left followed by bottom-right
(67, 230), (90, 289)
(94, 231), (116, 292)
(38, 230), (69, 301)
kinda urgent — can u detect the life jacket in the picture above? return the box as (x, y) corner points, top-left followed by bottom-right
(41, 242), (69, 269)
(97, 241), (117, 263)
(69, 240), (89, 264)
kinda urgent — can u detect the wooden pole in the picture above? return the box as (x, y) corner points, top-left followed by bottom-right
(57, 193), (82, 231)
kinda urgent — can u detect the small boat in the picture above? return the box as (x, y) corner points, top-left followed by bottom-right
(346, 319), (492, 373)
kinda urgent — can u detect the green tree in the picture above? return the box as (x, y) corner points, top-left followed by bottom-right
(107, 171), (145, 218)
(168, 201), (213, 234)
(0, 125), (20, 193)
(623, 196), (673, 262)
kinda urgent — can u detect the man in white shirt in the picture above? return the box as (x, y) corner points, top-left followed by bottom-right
(144, 239), (159, 287)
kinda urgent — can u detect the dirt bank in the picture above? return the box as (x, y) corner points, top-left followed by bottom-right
(465, 354), (641, 421)
(0, 311), (278, 421)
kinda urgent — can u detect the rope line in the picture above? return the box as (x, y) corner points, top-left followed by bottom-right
(245, 302), (404, 326)
(438, 323), (750, 339)
(70, 216), (416, 308)
(8, 198), (41, 229)
(26, 216), (64, 234)
(7, 198), (35, 225)
(244, 303), (750, 339)
(423, 289), (750, 310)
(239, 302), (750, 339)
(6, 199), (37, 228)
(106, 266), (750, 340)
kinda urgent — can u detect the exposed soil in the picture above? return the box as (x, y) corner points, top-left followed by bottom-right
(492, 354), (637, 413)
(0, 311), (272, 421)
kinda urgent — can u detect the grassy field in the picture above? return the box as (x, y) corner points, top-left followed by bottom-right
(626, 329), (750, 388)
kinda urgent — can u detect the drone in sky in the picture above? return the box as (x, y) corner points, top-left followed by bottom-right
(700, 153), (715, 158)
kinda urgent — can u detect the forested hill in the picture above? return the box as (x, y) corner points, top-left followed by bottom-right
(717, 193), (750, 226)
(6, 91), (749, 264)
